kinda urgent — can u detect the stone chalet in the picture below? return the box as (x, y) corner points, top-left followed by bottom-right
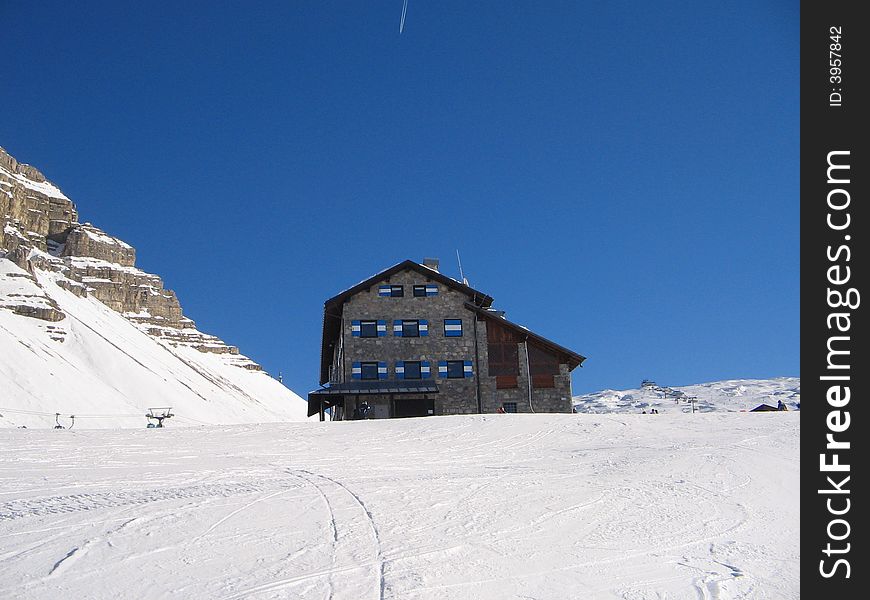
(308, 259), (585, 420)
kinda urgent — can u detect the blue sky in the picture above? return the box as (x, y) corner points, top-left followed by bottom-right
(0, 1), (799, 395)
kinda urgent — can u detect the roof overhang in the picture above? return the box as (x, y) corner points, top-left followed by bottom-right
(307, 380), (440, 416)
(464, 302), (586, 371)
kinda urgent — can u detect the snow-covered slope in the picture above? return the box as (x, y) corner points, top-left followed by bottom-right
(0, 413), (799, 599)
(573, 377), (800, 414)
(2, 146), (307, 428)
(1, 263), (307, 429)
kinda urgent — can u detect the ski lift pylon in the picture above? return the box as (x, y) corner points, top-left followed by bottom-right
(145, 407), (174, 428)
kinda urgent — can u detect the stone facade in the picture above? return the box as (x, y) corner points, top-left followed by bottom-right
(324, 263), (581, 419)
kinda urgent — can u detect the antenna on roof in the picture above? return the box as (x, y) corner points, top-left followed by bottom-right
(456, 249), (469, 286)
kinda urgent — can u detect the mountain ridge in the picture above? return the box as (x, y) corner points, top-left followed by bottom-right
(1, 146), (307, 428)
(573, 376), (800, 414)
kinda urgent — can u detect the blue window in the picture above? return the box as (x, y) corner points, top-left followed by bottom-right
(353, 361), (387, 380)
(379, 285), (404, 297)
(502, 402), (518, 413)
(352, 320), (386, 337)
(439, 360), (473, 379)
(444, 319), (463, 337)
(404, 320), (419, 337)
(405, 361), (422, 379)
(412, 284), (438, 297)
(360, 362), (379, 380)
(394, 319), (428, 337)
(360, 320), (377, 338)
(397, 360), (431, 379)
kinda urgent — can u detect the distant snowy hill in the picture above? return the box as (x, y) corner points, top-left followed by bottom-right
(573, 377), (800, 414)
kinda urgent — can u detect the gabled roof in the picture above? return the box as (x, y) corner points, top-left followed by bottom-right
(323, 260), (494, 309)
(319, 260), (494, 384)
(463, 302), (586, 371)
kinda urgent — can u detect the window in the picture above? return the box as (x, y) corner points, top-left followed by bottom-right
(378, 285), (404, 297)
(528, 344), (560, 388)
(352, 361), (387, 380)
(352, 320), (386, 337)
(444, 319), (462, 337)
(396, 360), (430, 379)
(360, 362), (379, 380)
(403, 361), (422, 379)
(438, 360), (473, 378)
(441, 360), (472, 379)
(447, 361), (464, 378)
(360, 320), (377, 338)
(502, 402), (518, 413)
(532, 374), (556, 388)
(394, 319), (428, 337)
(402, 320), (419, 337)
(412, 284), (438, 297)
(487, 320), (522, 376)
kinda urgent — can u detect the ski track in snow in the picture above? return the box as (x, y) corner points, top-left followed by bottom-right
(0, 481), (295, 522)
(0, 414), (799, 599)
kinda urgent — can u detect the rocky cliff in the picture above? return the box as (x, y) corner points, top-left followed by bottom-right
(1, 146), (307, 428)
(0, 146), (256, 365)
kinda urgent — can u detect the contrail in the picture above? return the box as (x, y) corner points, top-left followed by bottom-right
(399, 0), (409, 33)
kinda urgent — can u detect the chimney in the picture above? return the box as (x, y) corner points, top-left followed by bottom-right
(422, 257), (440, 272)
